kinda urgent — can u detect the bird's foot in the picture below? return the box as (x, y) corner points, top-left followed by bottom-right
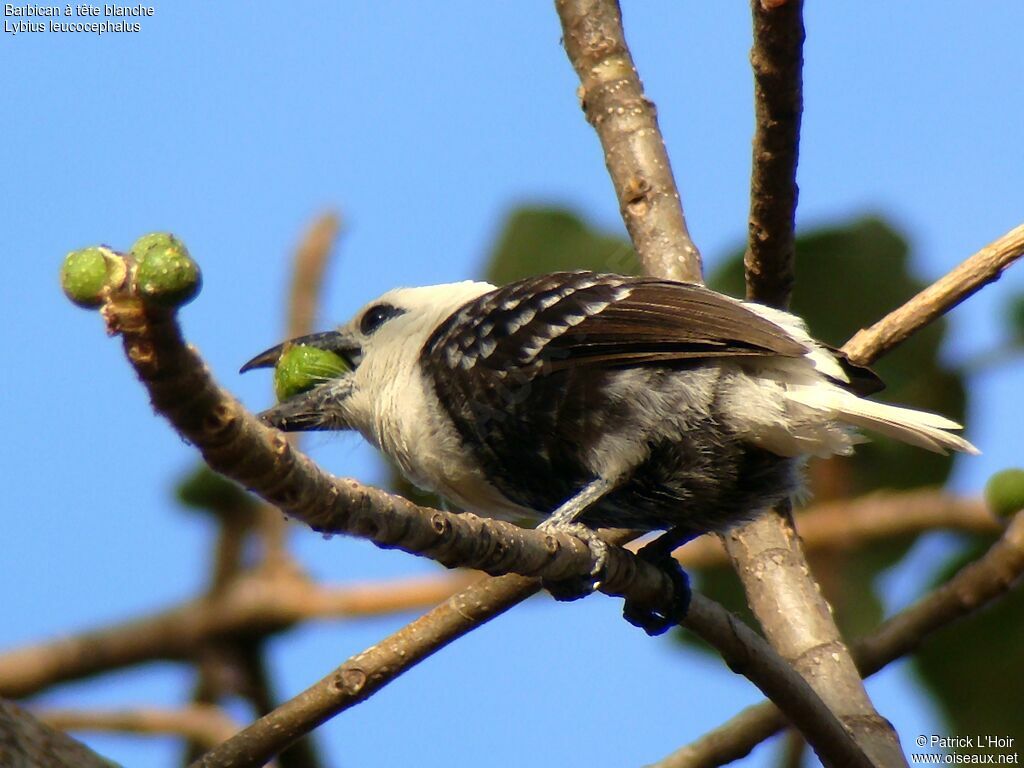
(537, 521), (608, 602)
(622, 542), (691, 637)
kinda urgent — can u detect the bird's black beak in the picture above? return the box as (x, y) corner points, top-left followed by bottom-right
(241, 330), (361, 433)
(239, 330), (361, 373)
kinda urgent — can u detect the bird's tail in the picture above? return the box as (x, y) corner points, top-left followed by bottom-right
(786, 386), (979, 456)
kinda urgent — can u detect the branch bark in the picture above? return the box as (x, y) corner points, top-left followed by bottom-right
(555, 0), (703, 283)
(743, 0), (803, 308)
(842, 221), (1024, 365)
(37, 705), (241, 751)
(730, 2), (913, 764)
(0, 699), (114, 768)
(651, 507), (1024, 768)
(0, 572), (476, 699)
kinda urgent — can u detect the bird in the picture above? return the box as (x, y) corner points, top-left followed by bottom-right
(242, 271), (978, 635)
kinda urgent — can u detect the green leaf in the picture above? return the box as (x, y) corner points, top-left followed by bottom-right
(483, 207), (638, 284)
(176, 465), (257, 517)
(1006, 292), (1024, 345)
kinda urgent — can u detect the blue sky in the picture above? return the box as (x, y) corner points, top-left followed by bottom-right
(2, 2), (1022, 766)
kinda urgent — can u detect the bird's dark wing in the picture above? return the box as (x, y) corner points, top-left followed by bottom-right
(423, 271), (807, 376)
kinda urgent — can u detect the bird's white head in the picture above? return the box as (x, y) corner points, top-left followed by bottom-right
(242, 279), (496, 434)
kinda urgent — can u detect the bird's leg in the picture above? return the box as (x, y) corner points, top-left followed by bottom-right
(622, 526), (696, 636)
(537, 476), (622, 602)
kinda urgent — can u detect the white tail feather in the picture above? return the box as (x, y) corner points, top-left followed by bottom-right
(786, 386), (980, 456)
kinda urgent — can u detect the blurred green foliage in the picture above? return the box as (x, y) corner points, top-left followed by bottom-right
(915, 534), (1024, 743)
(483, 206), (640, 283)
(177, 465), (258, 518)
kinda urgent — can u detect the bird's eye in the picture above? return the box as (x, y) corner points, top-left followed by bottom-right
(359, 303), (405, 336)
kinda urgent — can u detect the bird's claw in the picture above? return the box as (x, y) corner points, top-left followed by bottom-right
(622, 546), (691, 636)
(538, 521), (608, 602)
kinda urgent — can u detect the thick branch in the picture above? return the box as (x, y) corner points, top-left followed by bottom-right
(721, 508), (906, 767)
(743, 0), (804, 308)
(555, 0), (702, 283)
(652, 508), (1024, 768)
(843, 221), (1024, 365)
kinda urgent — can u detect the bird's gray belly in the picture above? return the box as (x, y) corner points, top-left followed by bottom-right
(446, 364), (800, 533)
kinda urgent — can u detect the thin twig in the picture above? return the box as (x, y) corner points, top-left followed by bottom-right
(37, 705), (241, 751)
(555, 0), (702, 283)
(187, 573), (539, 768)
(843, 221), (1024, 365)
(743, 0), (803, 308)
(650, 508), (1024, 768)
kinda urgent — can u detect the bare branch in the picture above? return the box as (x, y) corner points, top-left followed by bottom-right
(193, 570), (869, 768)
(0, 572), (475, 699)
(735, 1), (905, 762)
(676, 490), (995, 570)
(843, 221), (1024, 365)
(743, 0), (804, 308)
(37, 705), (241, 751)
(258, 210), (343, 573)
(651, 508), (1024, 768)
(187, 573), (538, 768)
(286, 211), (342, 342)
(721, 508), (906, 767)
(555, 0), (703, 283)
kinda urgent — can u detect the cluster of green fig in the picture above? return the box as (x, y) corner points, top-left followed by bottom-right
(60, 232), (201, 309)
(60, 233), (347, 403)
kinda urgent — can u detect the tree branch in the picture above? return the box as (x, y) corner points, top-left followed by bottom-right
(555, 0), (703, 283)
(734, 1), (906, 763)
(676, 490), (995, 570)
(0, 571), (476, 699)
(842, 221), (1024, 365)
(650, 507), (1024, 768)
(192, 570), (869, 768)
(743, 0), (803, 308)
(258, 210), (343, 573)
(721, 507), (906, 767)
(36, 705), (241, 751)
(1, 490), (990, 699)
